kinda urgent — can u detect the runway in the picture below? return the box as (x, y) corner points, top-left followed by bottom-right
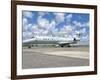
(22, 46), (89, 69)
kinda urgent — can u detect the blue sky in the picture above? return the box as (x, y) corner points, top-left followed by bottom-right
(22, 10), (90, 41)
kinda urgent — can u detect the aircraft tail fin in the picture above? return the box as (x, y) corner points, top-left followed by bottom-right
(73, 33), (82, 41)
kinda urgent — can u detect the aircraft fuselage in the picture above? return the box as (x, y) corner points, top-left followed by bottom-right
(23, 36), (79, 48)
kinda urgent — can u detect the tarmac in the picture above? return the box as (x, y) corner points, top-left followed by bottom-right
(22, 46), (89, 69)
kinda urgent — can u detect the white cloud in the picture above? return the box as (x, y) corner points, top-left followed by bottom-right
(42, 30), (48, 35)
(66, 14), (73, 19)
(37, 16), (49, 29)
(83, 22), (89, 27)
(31, 24), (39, 33)
(23, 31), (32, 39)
(66, 14), (73, 23)
(75, 30), (80, 34)
(31, 21), (54, 36)
(44, 20), (57, 36)
(38, 12), (48, 17)
(64, 25), (73, 33)
(73, 21), (89, 27)
(22, 12), (89, 40)
(49, 20), (56, 30)
(22, 18), (33, 39)
(73, 21), (82, 27)
(23, 18), (28, 27)
(54, 12), (65, 24)
(22, 12), (73, 38)
(74, 28), (87, 36)
(54, 25), (74, 37)
(79, 28), (86, 34)
(81, 35), (89, 41)
(23, 23), (32, 32)
(31, 24), (47, 36)
(36, 15), (58, 36)
(60, 25), (73, 34)
(23, 11), (33, 19)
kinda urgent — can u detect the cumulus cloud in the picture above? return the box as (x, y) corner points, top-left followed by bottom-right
(23, 11), (34, 19)
(38, 12), (48, 17)
(22, 17), (33, 39)
(74, 28), (87, 35)
(31, 24), (39, 34)
(51, 24), (74, 37)
(60, 25), (73, 34)
(54, 12), (65, 24)
(81, 35), (89, 41)
(37, 17), (49, 29)
(22, 11), (89, 41)
(73, 21), (82, 27)
(23, 18), (28, 27)
(23, 31), (33, 39)
(66, 14), (73, 24)
(66, 14), (73, 19)
(79, 28), (86, 34)
(48, 21), (56, 31)
(37, 13), (57, 36)
(45, 20), (58, 36)
(64, 25), (73, 33)
(73, 21), (89, 27)
(83, 22), (89, 27)
(23, 23), (32, 32)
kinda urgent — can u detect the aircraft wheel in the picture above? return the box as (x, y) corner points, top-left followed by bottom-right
(67, 45), (71, 47)
(28, 46), (31, 48)
(60, 45), (64, 47)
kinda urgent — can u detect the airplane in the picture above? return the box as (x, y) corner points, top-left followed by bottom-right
(23, 34), (80, 48)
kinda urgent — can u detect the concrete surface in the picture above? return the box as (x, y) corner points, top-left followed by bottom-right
(22, 47), (89, 69)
